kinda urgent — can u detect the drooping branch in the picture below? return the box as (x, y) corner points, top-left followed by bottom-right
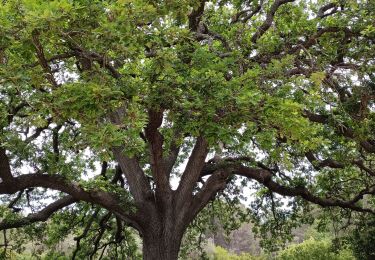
(0, 196), (76, 230)
(233, 165), (375, 214)
(0, 173), (138, 228)
(89, 212), (112, 259)
(72, 208), (100, 260)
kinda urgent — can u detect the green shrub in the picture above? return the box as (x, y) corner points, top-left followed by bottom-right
(211, 246), (266, 260)
(277, 238), (355, 260)
(0, 249), (17, 260)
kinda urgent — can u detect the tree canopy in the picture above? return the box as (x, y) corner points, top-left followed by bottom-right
(0, 0), (374, 259)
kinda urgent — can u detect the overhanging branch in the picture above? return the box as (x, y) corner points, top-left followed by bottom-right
(0, 196), (76, 230)
(233, 165), (375, 214)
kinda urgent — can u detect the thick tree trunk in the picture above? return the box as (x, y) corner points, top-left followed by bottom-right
(142, 230), (183, 260)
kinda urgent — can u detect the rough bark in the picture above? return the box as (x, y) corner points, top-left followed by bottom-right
(142, 225), (183, 260)
(139, 194), (185, 260)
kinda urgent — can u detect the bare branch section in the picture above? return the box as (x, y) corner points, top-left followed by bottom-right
(251, 0), (295, 43)
(0, 196), (76, 230)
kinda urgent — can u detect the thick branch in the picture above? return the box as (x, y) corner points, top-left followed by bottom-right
(177, 136), (208, 205)
(188, 0), (206, 32)
(0, 147), (14, 182)
(112, 147), (153, 205)
(187, 170), (230, 224)
(109, 109), (153, 206)
(145, 109), (171, 193)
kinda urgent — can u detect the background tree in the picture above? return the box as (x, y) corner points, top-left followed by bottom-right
(0, 0), (375, 259)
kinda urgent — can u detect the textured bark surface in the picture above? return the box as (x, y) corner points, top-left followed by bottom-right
(142, 229), (182, 260)
(140, 203), (184, 260)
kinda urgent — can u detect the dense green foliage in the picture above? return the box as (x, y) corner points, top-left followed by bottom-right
(345, 216), (375, 260)
(0, 0), (374, 258)
(277, 238), (354, 260)
(211, 246), (265, 260)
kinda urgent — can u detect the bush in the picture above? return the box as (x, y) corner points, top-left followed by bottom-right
(0, 248), (17, 260)
(211, 246), (265, 260)
(277, 238), (355, 260)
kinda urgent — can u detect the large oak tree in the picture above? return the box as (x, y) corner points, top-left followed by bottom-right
(0, 0), (375, 259)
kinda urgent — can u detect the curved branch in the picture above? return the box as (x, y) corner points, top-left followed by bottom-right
(0, 196), (76, 230)
(251, 0), (295, 43)
(234, 165), (375, 214)
(72, 208), (100, 259)
(232, 3), (262, 24)
(188, 0), (206, 32)
(0, 174), (139, 229)
(305, 151), (345, 170)
(317, 3), (338, 18)
(187, 170), (230, 224)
